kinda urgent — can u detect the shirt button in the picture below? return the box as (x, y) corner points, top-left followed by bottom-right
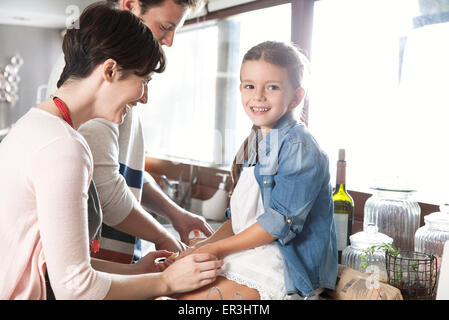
(263, 180), (267, 184)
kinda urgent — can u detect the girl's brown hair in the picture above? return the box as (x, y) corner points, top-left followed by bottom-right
(230, 41), (309, 196)
(57, 2), (166, 88)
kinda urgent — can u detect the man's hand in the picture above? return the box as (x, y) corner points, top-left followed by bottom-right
(140, 178), (214, 245)
(155, 231), (188, 252)
(170, 209), (214, 244)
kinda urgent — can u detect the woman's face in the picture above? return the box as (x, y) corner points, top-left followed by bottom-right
(106, 70), (151, 124)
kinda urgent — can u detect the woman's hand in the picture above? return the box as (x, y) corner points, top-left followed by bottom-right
(134, 250), (175, 274)
(161, 253), (223, 295)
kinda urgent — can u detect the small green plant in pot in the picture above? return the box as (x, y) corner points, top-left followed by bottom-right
(360, 243), (400, 270)
(359, 243), (399, 283)
(361, 243), (438, 299)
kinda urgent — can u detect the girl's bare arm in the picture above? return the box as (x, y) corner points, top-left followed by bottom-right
(193, 221), (276, 258)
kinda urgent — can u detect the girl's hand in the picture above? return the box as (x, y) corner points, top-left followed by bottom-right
(191, 243), (222, 259)
(134, 250), (175, 274)
(177, 247), (195, 260)
(176, 238), (211, 259)
(161, 253), (223, 295)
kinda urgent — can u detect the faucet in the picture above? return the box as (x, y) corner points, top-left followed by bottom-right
(177, 165), (198, 209)
(160, 175), (179, 202)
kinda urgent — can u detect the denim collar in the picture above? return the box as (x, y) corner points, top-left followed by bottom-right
(246, 112), (297, 166)
(257, 112), (297, 145)
(272, 111), (296, 131)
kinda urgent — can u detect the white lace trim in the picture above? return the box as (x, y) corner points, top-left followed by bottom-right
(222, 167), (294, 301)
(221, 271), (291, 300)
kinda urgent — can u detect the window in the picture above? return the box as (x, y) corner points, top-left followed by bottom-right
(309, 0), (449, 204)
(140, 23), (219, 164)
(139, 3), (291, 167)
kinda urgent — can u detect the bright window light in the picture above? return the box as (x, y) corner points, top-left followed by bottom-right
(140, 4), (291, 167)
(309, 0), (449, 204)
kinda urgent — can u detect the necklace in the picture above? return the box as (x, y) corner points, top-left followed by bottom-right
(49, 94), (101, 253)
(50, 95), (74, 128)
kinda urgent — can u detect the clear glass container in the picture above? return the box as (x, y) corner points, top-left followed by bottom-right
(342, 224), (393, 282)
(415, 204), (449, 270)
(364, 187), (421, 252)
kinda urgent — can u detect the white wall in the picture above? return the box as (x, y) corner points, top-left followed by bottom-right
(0, 25), (62, 125)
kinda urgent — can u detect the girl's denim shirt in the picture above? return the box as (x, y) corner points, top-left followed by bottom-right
(226, 113), (338, 298)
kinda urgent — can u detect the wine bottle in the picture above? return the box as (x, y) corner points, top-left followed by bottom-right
(333, 149), (354, 264)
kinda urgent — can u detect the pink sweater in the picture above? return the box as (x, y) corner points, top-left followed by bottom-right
(0, 108), (111, 299)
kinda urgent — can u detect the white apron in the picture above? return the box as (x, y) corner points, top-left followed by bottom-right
(220, 166), (291, 300)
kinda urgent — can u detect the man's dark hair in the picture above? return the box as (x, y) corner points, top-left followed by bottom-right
(107, 0), (206, 15)
(57, 2), (166, 88)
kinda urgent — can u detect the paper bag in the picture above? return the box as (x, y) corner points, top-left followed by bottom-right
(327, 265), (403, 300)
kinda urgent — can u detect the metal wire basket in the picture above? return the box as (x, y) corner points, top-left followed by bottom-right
(385, 250), (438, 300)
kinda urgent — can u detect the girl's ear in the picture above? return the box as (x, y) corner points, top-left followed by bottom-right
(289, 87), (305, 110)
(102, 59), (118, 83)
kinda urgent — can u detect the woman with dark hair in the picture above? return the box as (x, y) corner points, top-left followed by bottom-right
(45, 0), (214, 268)
(0, 3), (222, 300)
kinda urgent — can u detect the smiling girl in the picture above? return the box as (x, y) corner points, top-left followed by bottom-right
(177, 41), (338, 300)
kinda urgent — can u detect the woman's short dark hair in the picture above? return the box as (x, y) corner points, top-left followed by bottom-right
(57, 2), (166, 88)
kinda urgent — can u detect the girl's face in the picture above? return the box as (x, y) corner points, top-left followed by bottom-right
(240, 60), (302, 136)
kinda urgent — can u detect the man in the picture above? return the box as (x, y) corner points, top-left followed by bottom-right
(46, 0), (213, 264)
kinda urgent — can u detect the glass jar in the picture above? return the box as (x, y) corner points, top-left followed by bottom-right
(415, 204), (449, 269)
(364, 187), (421, 252)
(342, 224), (393, 282)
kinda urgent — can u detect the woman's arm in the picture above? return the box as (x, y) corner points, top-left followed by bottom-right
(92, 251), (225, 299)
(32, 136), (223, 300)
(91, 249), (175, 275)
(103, 253), (223, 300)
(91, 257), (136, 275)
